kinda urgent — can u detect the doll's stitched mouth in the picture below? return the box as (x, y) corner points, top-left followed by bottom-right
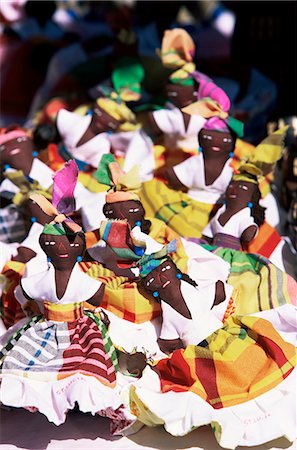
(9, 148), (21, 155)
(211, 146), (220, 151)
(58, 254), (69, 258)
(163, 280), (170, 288)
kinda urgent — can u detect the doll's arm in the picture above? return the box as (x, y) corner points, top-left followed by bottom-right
(117, 350), (147, 378)
(157, 337), (184, 354)
(12, 247), (37, 264)
(241, 225), (258, 244)
(20, 284), (41, 318)
(166, 166), (189, 191)
(86, 283), (105, 307)
(145, 111), (164, 140)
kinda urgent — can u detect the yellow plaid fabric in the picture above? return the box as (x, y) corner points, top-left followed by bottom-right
(43, 302), (84, 322)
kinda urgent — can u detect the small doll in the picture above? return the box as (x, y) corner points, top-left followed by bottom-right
(137, 240), (235, 354)
(147, 28), (231, 157)
(202, 163), (265, 250)
(0, 125), (106, 233)
(0, 164), (139, 429)
(56, 92), (154, 181)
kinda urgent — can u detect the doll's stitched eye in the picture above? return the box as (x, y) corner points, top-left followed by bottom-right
(70, 243), (75, 247)
(207, 135), (212, 140)
(74, 243), (79, 247)
(50, 241), (55, 245)
(161, 267), (166, 271)
(239, 184), (248, 190)
(202, 134), (207, 139)
(108, 122), (117, 129)
(227, 138), (232, 142)
(129, 208), (134, 212)
(94, 109), (102, 116)
(168, 92), (177, 96)
(134, 208), (139, 212)
(166, 265), (171, 270)
(146, 277), (154, 286)
(45, 241), (50, 245)
(223, 138), (228, 142)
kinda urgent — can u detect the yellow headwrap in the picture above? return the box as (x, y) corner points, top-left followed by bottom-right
(4, 170), (52, 206)
(232, 163), (262, 185)
(96, 97), (140, 132)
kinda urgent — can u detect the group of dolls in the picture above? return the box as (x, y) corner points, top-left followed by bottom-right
(0, 28), (296, 449)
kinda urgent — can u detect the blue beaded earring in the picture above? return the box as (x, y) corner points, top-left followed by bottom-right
(47, 257), (52, 263)
(198, 146), (203, 153)
(4, 164), (11, 170)
(31, 216), (37, 223)
(32, 151), (38, 158)
(76, 256), (83, 262)
(248, 202), (253, 209)
(176, 273), (182, 279)
(135, 221), (141, 227)
(229, 151), (234, 158)
(153, 291), (159, 298)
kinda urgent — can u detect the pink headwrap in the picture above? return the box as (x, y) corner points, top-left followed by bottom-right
(192, 71), (231, 112)
(203, 116), (230, 132)
(0, 130), (30, 146)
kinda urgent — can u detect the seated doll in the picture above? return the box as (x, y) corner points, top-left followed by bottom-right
(202, 163), (265, 250)
(136, 240), (234, 354)
(0, 198), (137, 431)
(0, 125), (106, 232)
(147, 28), (231, 159)
(56, 93), (154, 181)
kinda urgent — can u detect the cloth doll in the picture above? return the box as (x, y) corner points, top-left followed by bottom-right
(0, 184), (137, 432)
(0, 126), (106, 232)
(201, 163), (264, 250)
(126, 304), (297, 449)
(147, 28), (231, 159)
(56, 92), (155, 181)
(92, 218), (235, 361)
(136, 240), (234, 354)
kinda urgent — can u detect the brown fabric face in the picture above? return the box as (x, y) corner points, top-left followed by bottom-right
(92, 103), (123, 133)
(0, 135), (34, 174)
(198, 128), (235, 156)
(225, 180), (255, 210)
(165, 83), (197, 108)
(103, 200), (145, 229)
(39, 233), (86, 271)
(140, 259), (191, 319)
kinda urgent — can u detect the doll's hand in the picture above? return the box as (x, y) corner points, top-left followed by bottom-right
(157, 337), (184, 354)
(99, 310), (110, 329)
(118, 351), (147, 378)
(22, 301), (41, 318)
(213, 281), (226, 306)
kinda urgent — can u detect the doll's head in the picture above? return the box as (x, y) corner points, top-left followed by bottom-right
(230, 164), (265, 226)
(93, 97), (138, 133)
(0, 128), (34, 173)
(103, 199), (148, 229)
(198, 118), (236, 157)
(165, 80), (197, 108)
(139, 257), (181, 300)
(39, 224), (86, 270)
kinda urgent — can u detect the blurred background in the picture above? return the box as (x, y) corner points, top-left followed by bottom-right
(0, 0), (296, 142)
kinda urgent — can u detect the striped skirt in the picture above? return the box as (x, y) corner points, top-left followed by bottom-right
(0, 308), (134, 430)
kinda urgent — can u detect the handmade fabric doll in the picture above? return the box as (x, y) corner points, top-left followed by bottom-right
(147, 28), (231, 158)
(126, 304), (297, 449)
(202, 163), (264, 250)
(0, 126), (105, 232)
(0, 164), (137, 430)
(136, 240), (234, 354)
(56, 93), (155, 181)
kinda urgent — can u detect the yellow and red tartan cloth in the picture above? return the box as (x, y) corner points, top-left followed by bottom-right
(153, 314), (296, 409)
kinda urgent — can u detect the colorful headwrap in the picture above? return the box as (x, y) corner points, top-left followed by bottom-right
(112, 57), (145, 102)
(93, 154), (141, 203)
(137, 240), (177, 278)
(4, 170), (52, 206)
(0, 128), (30, 145)
(29, 160), (82, 235)
(100, 219), (146, 261)
(232, 163), (262, 185)
(182, 98), (244, 137)
(96, 93), (140, 132)
(157, 28), (196, 86)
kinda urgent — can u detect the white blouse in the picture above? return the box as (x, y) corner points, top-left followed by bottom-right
(203, 206), (257, 239)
